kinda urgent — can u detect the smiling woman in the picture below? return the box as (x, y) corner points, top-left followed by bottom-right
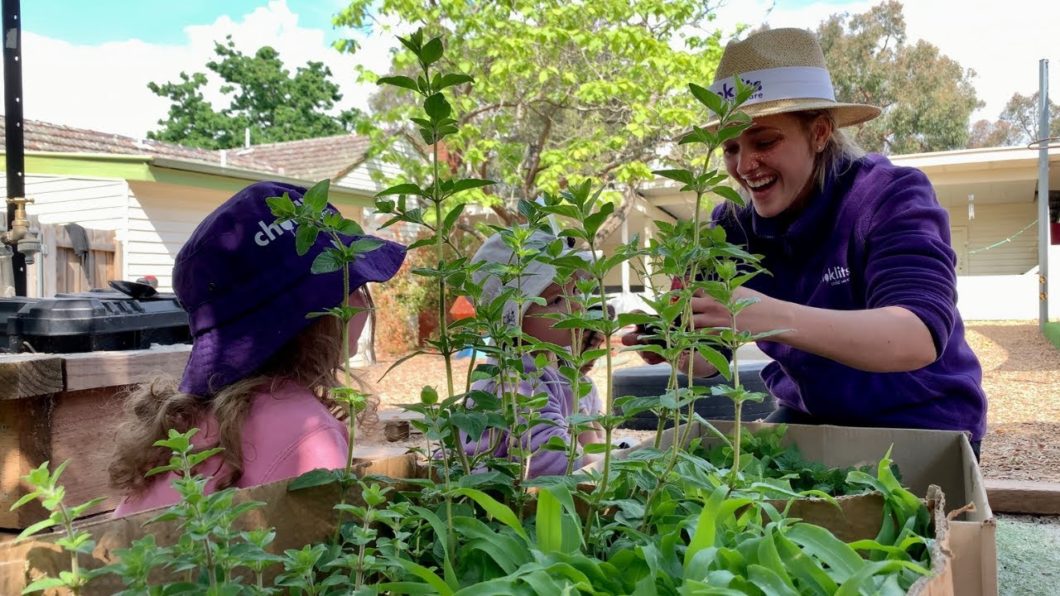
(623, 27), (989, 455)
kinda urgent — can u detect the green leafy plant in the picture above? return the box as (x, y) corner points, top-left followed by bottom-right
(9, 27), (946, 596)
(9, 461), (106, 594)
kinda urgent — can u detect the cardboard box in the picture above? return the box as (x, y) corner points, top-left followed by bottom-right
(0, 454), (418, 595)
(640, 421), (995, 596)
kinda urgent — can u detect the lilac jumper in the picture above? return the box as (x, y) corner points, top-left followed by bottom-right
(462, 358), (602, 477)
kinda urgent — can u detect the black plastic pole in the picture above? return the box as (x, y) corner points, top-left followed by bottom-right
(3, 0), (26, 296)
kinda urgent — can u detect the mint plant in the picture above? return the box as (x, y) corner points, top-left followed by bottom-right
(9, 28), (947, 596)
(9, 461), (106, 594)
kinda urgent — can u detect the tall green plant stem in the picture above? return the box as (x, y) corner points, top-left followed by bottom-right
(432, 135), (457, 564)
(728, 306), (743, 486)
(354, 502), (373, 589)
(178, 451), (218, 590)
(340, 245), (355, 473)
(641, 161), (719, 527)
(56, 502), (84, 594)
(583, 242), (615, 543)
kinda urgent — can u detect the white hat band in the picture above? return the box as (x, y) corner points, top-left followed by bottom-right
(708, 66), (836, 106)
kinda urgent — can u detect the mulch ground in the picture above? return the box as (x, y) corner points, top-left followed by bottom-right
(355, 321), (1060, 482)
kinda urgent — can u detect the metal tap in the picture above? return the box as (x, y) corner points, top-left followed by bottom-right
(2, 196), (41, 264)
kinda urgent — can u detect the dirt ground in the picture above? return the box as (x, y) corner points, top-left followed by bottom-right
(356, 321), (1060, 483)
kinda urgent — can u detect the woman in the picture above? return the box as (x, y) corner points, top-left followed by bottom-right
(109, 181), (406, 515)
(622, 28), (987, 455)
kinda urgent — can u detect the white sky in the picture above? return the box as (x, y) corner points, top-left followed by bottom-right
(3, 0), (1058, 139)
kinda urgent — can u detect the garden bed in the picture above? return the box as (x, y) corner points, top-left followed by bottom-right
(0, 454), (418, 594)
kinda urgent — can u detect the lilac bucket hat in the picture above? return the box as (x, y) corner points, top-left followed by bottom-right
(173, 181), (406, 397)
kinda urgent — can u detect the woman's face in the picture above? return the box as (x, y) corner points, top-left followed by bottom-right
(722, 112), (831, 219)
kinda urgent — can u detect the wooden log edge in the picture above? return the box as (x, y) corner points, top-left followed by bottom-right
(984, 478), (1060, 515)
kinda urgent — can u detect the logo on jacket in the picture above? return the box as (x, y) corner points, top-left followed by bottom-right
(821, 265), (850, 286)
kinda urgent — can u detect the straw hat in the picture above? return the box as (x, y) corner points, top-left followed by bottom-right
(707, 28), (881, 128)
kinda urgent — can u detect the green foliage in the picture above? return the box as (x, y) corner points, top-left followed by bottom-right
(15, 27), (944, 596)
(10, 460), (106, 594)
(817, 0), (981, 153)
(333, 0), (726, 223)
(969, 91), (1060, 148)
(147, 36), (362, 149)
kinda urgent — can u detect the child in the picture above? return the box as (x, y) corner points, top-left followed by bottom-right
(463, 229), (607, 478)
(108, 181), (406, 516)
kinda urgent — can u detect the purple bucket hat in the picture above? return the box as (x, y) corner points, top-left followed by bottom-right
(173, 181), (406, 397)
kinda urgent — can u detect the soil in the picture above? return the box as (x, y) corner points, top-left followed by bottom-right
(356, 321), (1060, 483)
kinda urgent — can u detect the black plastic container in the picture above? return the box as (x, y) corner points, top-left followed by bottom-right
(0, 286), (189, 353)
(613, 361), (776, 429)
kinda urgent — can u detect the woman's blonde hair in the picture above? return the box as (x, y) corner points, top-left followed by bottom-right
(795, 109), (865, 192)
(109, 288), (379, 495)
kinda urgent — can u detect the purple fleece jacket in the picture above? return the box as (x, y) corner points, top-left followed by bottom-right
(462, 358), (602, 477)
(713, 154), (987, 441)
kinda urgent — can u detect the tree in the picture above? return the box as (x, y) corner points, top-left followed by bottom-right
(816, 1), (981, 154)
(968, 91), (1060, 148)
(148, 37), (362, 149)
(332, 0), (725, 230)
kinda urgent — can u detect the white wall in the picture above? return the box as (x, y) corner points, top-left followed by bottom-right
(946, 202), (1038, 276)
(11, 175), (129, 230)
(956, 245), (1060, 321)
(126, 182), (232, 293)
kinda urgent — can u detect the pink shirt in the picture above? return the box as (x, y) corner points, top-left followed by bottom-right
(113, 381), (348, 517)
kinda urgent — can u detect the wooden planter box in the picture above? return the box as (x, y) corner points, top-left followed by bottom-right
(1, 346), (193, 529)
(0, 454), (417, 594)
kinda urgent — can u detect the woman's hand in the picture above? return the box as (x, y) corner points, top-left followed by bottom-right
(688, 286), (789, 336)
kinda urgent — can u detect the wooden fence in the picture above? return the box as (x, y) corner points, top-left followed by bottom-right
(25, 220), (120, 296)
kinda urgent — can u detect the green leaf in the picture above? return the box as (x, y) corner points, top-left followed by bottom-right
(9, 491), (41, 511)
(449, 178), (494, 193)
(453, 488), (529, 543)
(653, 169), (696, 187)
(583, 201), (615, 239)
(424, 93), (453, 121)
(287, 468), (338, 491)
(304, 179), (330, 214)
(684, 485), (727, 570)
(377, 183), (424, 197)
(785, 524), (865, 583)
(536, 486), (563, 553)
(713, 186), (745, 207)
(311, 249), (345, 274)
(697, 345), (732, 381)
(21, 576), (67, 593)
(377, 75), (419, 91)
(436, 73), (473, 90)
(15, 518), (57, 542)
(419, 37), (444, 67)
(689, 83), (725, 115)
(748, 564), (800, 596)
(397, 559), (453, 596)
(335, 218), (364, 237)
(442, 203), (466, 233)
(294, 224), (319, 256)
(265, 194), (296, 218)
(834, 560), (929, 596)
(409, 506), (459, 588)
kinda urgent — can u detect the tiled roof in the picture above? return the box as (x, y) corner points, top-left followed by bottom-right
(237, 134), (372, 181)
(0, 117), (372, 182)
